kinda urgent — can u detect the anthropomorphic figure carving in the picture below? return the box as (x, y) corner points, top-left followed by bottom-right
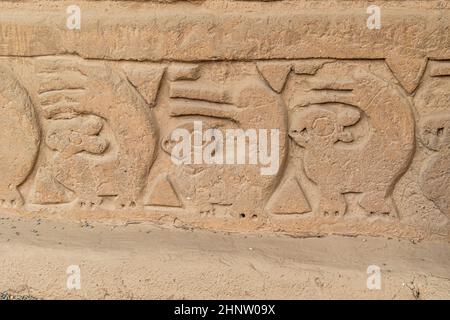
(0, 65), (40, 207)
(288, 63), (415, 216)
(34, 57), (158, 208)
(419, 112), (450, 216)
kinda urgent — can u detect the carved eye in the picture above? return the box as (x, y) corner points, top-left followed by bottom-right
(290, 128), (307, 136)
(312, 117), (335, 136)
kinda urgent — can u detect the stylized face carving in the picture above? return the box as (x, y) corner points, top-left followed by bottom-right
(46, 116), (108, 155)
(289, 104), (361, 147)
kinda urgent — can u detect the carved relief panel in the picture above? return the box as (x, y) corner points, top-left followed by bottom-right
(415, 61), (450, 218)
(0, 0), (449, 241)
(2, 54), (449, 239)
(282, 61), (415, 217)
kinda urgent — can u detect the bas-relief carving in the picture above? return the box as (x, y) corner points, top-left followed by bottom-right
(0, 55), (447, 232)
(415, 61), (450, 218)
(0, 0), (449, 240)
(31, 57), (159, 209)
(160, 63), (288, 218)
(419, 113), (450, 216)
(34, 115), (111, 207)
(0, 65), (40, 207)
(284, 61), (415, 216)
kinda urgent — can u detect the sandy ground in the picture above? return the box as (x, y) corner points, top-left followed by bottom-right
(0, 212), (449, 300)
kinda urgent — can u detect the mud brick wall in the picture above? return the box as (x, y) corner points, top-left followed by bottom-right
(1, 0), (450, 241)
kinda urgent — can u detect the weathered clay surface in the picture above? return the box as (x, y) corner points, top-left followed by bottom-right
(0, 0), (450, 241)
(0, 66), (40, 207)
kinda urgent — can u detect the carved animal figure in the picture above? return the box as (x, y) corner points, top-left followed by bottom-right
(419, 112), (450, 216)
(161, 69), (288, 218)
(41, 115), (113, 207)
(34, 57), (158, 208)
(0, 65), (40, 207)
(288, 63), (415, 216)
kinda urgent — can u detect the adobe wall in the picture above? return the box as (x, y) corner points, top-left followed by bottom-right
(1, 0), (449, 241)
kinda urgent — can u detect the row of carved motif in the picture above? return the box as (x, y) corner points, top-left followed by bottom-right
(0, 57), (448, 219)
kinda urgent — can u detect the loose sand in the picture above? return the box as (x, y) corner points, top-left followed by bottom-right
(0, 213), (449, 300)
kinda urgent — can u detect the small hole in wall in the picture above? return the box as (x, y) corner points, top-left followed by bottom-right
(239, 213), (246, 219)
(437, 127), (444, 137)
(251, 214), (258, 220)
